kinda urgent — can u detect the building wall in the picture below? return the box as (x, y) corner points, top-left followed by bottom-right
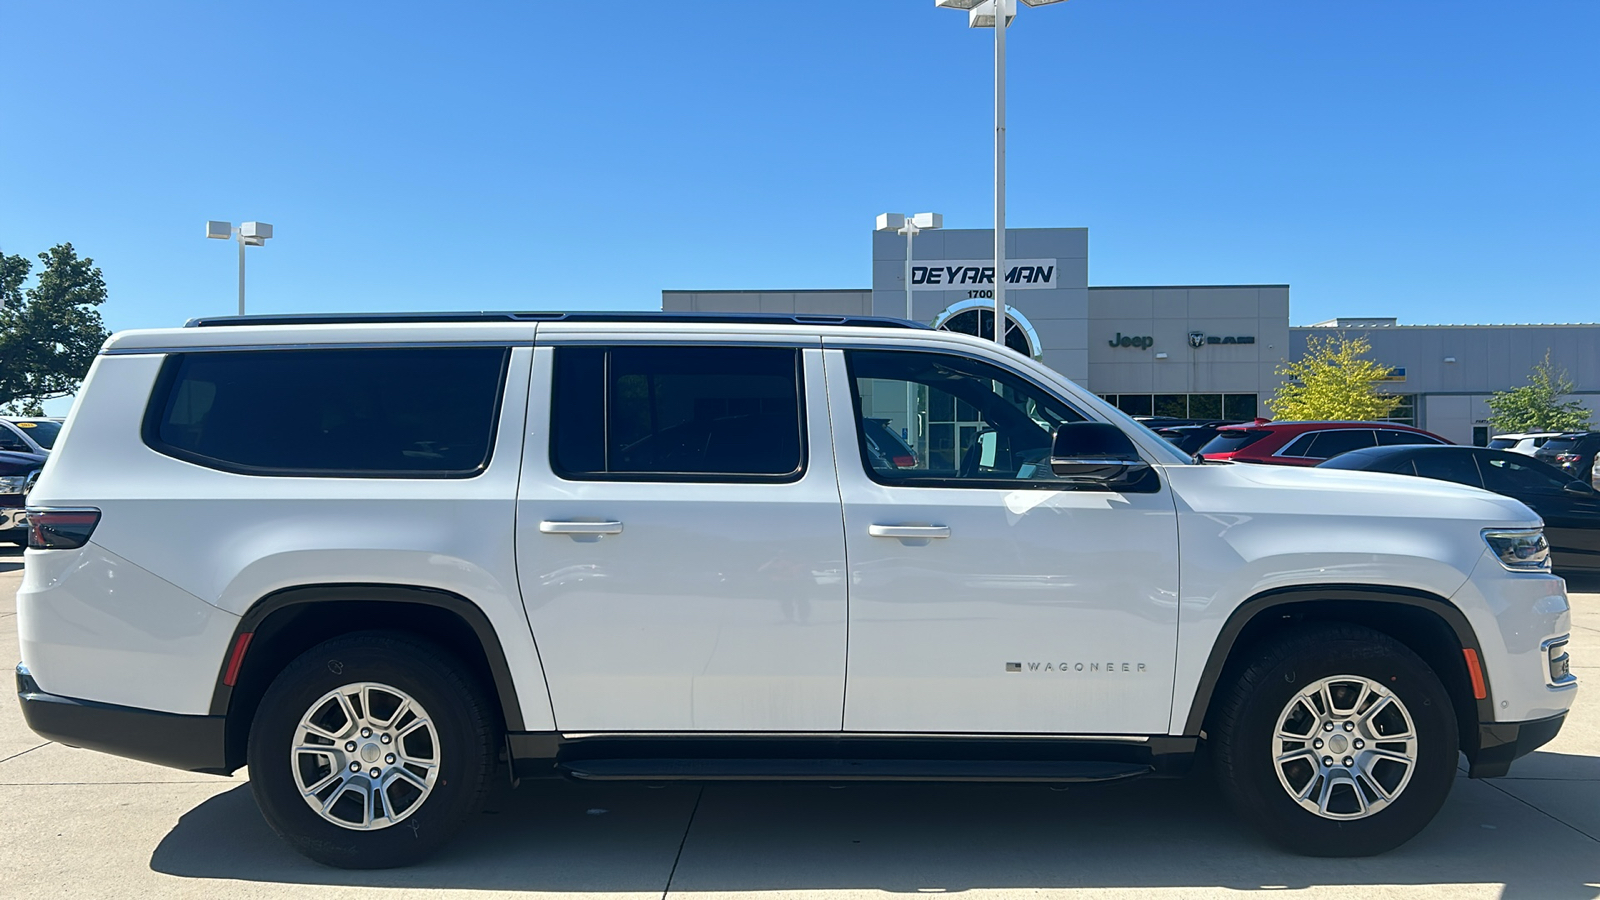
(1087, 285), (1291, 402)
(1290, 325), (1600, 443)
(663, 289), (872, 315)
(870, 227), (1090, 383)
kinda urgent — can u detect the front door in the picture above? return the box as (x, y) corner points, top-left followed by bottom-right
(826, 345), (1180, 735)
(516, 336), (848, 732)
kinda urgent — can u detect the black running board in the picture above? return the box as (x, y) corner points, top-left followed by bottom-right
(557, 758), (1153, 783)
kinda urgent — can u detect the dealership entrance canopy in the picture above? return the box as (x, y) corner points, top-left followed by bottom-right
(663, 227), (1600, 446)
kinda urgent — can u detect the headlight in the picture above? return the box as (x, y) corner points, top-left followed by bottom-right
(0, 475), (27, 494)
(1482, 528), (1551, 571)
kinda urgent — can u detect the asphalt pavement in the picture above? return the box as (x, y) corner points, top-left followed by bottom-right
(1, 545), (1596, 899)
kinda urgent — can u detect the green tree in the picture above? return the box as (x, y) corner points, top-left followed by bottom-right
(1486, 351), (1592, 434)
(1268, 333), (1401, 422)
(0, 244), (111, 415)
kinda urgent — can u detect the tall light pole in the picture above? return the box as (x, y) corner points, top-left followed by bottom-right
(206, 220), (274, 315)
(935, 0), (1069, 348)
(875, 212), (943, 449)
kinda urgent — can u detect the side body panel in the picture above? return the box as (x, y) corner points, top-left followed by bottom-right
(514, 337), (849, 732)
(22, 347), (556, 729)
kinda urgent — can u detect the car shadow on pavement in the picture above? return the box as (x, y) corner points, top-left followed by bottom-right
(150, 765), (1599, 897)
(1563, 573), (1600, 594)
(0, 544), (23, 573)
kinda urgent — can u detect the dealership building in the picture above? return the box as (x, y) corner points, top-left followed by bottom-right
(663, 226), (1600, 446)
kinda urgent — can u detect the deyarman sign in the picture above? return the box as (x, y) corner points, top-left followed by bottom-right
(910, 258), (1058, 290)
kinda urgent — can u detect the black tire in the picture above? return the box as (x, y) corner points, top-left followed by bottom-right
(247, 631), (497, 868)
(1211, 623), (1459, 857)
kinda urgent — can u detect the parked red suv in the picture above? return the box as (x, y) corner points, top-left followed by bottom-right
(1199, 420), (1450, 466)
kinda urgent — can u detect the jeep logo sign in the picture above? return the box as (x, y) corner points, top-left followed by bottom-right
(909, 258), (1058, 291)
(1109, 333), (1154, 350)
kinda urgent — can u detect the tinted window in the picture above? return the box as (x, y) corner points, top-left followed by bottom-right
(0, 425), (30, 453)
(1307, 430), (1377, 459)
(1486, 438), (1517, 450)
(550, 345), (804, 481)
(1412, 452), (1482, 487)
(845, 350), (1095, 488)
(1378, 429), (1441, 446)
(1480, 454), (1571, 494)
(1541, 437), (1582, 455)
(1277, 433), (1319, 458)
(1200, 430), (1269, 455)
(146, 348), (509, 477)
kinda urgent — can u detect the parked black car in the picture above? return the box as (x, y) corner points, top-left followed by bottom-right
(1534, 432), (1600, 480)
(1320, 444), (1600, 571)
(0, 448), (47, 545)
(1152, 421), (1244, 456)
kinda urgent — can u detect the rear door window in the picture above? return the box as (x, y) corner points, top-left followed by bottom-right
(1306, 430), (1377, 459)
(1378, 430), (1442, 446)
(549, 345), (805, 482)
(145, 347), (510, 477)
(1412, 452), (1483, 487)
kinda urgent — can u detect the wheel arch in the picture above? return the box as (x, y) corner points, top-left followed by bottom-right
(210, 584), (525, 771)
(1185, 585), (1492, 760)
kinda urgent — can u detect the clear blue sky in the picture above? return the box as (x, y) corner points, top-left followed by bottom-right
(3, 0), (1596, 338)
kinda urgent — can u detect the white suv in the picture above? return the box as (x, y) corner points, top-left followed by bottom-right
(16, 312), (1576, 868)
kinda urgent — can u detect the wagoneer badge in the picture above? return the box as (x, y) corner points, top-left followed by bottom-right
(1007, 661), (1148, 673)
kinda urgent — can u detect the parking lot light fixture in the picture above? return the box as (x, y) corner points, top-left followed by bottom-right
(876, 212), (943, 455)
(205, 220), (274, 315)
(935, 0), (1071, 346)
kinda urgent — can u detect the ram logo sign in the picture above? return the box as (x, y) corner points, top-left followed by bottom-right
(908, 258), (1058, 291)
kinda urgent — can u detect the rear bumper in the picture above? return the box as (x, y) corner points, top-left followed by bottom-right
(1468, 712), (1567, 778)
(15, 664), (233, 775)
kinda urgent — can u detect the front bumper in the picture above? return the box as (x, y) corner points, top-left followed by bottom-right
(1468, 712), (1567, 778)
(15, 664), (232, 775)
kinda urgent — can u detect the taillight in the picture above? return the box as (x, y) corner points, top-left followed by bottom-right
(1557, 454), (1580, 463)
(26, 508), (101, 550)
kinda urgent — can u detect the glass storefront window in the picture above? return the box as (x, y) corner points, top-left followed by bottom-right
(1153, 395), (1188, 418)
(1116, 395), (1153, 416)
(1188, 394), (1223, 420)
(1224, 394), (1258, 420)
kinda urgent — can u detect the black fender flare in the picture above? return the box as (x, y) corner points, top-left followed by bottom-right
(1181, 584), (1493, 736)
(208, 583), (527, 732)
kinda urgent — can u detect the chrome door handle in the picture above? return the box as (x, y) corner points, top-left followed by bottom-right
(868, 524), (950, 539)
(539, 520), (624, 535)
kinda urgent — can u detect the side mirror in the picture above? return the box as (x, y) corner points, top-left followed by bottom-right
(1050, 422), (1151, 484)
(1564, 481), (1594, 496)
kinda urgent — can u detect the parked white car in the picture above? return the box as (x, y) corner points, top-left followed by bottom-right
(17, 312), (1575, 868)
(1487, 432), (1563, 456)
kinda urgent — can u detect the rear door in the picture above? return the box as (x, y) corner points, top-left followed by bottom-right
(514, 332), (849, 732)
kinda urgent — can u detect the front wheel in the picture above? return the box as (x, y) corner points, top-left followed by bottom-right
(247, 631), (497, 868)
(1211, 623), (1459, 857)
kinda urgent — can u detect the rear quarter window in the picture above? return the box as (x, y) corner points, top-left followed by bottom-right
(144, 347), (510, 477)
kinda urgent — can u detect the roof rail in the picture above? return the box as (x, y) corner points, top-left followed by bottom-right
(184, 311), (930, 330)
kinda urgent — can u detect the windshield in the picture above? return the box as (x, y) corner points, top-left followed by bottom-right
(1486, 438), (1516, 450)
(1542, 437), (1581, 454)
(11, 420), (60, 449)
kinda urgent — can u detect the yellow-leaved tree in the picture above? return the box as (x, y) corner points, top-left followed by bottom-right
(1268, 333), (1401, 422)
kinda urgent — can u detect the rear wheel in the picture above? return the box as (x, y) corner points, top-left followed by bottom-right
(1211, 623), (1458, 856)
(247, 631), (496, 868)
